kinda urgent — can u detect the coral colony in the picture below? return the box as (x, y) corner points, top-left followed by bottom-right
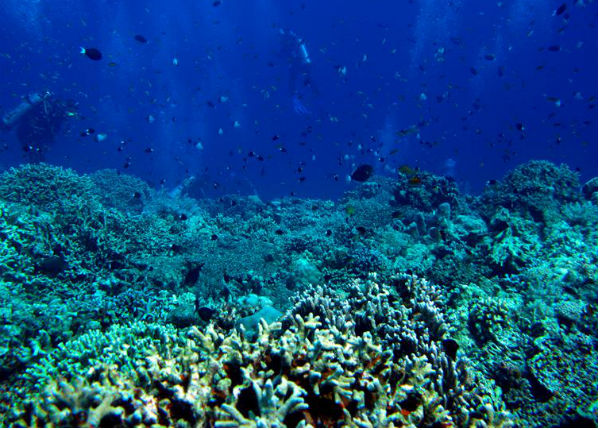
(0, 161), (597, 427)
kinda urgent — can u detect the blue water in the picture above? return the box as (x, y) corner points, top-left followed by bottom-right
(0, 0), (597, 199)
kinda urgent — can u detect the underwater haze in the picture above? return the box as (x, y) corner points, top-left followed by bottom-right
(0, 0), (597, 428)
(0, 0), (597, 197)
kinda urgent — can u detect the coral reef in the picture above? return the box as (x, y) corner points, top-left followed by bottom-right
(0, 160), (596, 427)
(3, 275), (511, 428)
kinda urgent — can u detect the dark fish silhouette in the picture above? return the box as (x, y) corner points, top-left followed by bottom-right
(553, 3), (566, 16)
(35, 255), (67, 276)
(351, 164), (374, 182)
(80, 47), (102, 60)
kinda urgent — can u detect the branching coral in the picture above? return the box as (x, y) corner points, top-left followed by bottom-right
(5, 274), (511, 428)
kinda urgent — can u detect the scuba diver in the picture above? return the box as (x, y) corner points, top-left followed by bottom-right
(278, 28), (316, 115)
(1, 91), (77, 160)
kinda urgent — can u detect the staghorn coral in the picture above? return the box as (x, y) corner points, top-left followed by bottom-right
(4, 275), (511, 428)
(282, 273), (513, 427)
(281, 275), (511, 427)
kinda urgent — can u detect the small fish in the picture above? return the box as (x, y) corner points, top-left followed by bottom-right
(553, 3), (567, 16)
(546, 96), (561, 107)
(515, 122), (525, 132)
(351, 164), (374, 182)
(484, 54), (495, 61)
(80, 128), (95, 136)
(80, 47), (102, 61)
(396, 126), (418, 137)
(35, 255), (67, 276)
(547, 45), (560, 52)
(95, 133), (108, 142)
(134, 34), (148, 43)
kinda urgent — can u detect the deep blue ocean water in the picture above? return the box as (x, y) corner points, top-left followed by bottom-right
(0, 0), (597, 200)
